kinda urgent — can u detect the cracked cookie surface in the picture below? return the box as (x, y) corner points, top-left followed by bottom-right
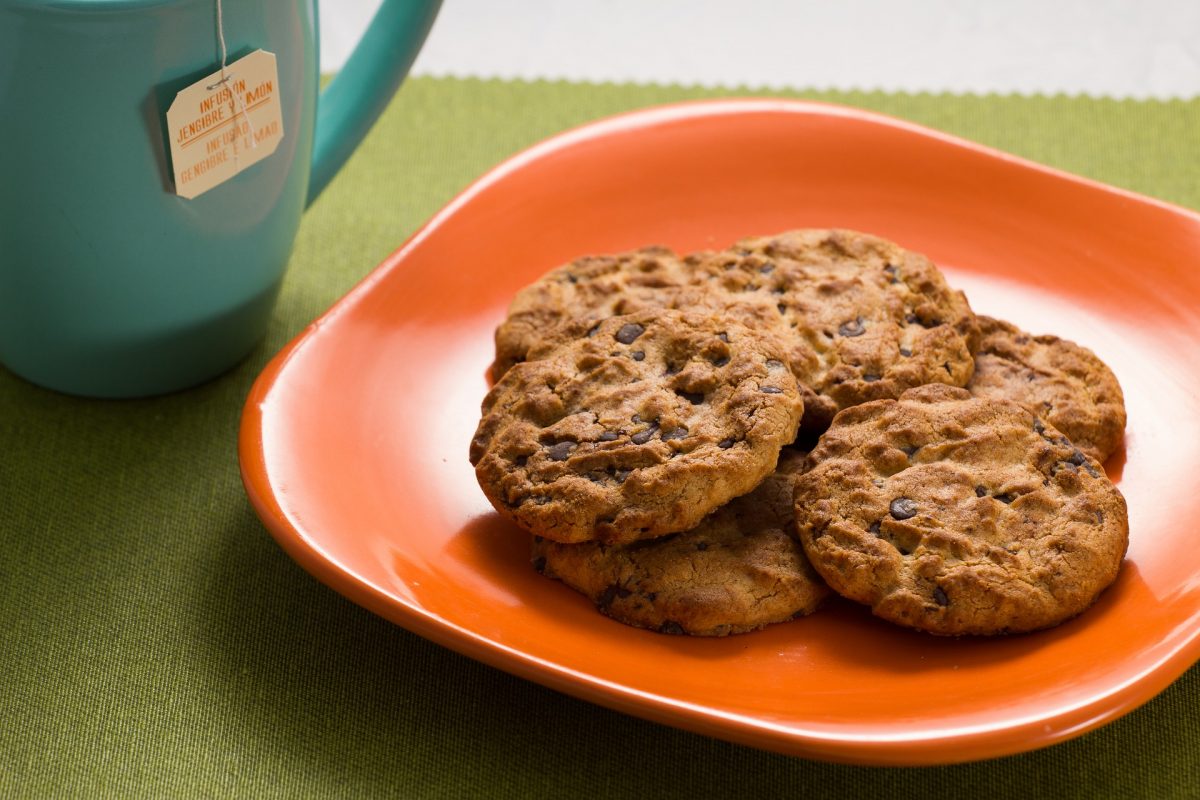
(686, 229), (980, 433)
(492, 246), (688, 379)
(531, 449), (829, 636)
(967, 316), (1125, 463)
(794, 384), (1128, 636)
(471, 310), (804, 544)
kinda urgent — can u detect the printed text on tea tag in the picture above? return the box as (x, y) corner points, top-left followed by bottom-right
(166, 50), (284, 199)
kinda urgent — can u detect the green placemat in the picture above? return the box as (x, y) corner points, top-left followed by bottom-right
(3, 77), (1199, 798)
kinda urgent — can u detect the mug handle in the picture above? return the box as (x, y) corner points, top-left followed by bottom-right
(306, 0), (443, 206)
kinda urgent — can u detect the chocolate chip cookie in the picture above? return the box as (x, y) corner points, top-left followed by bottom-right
(492, 246), (688, 379)
(471, 309), (805, 544)
(531, 449), (829, 636)
(967, 316), (1125, 463)
(686, 229), (980, 433)
(794, 384), (1128, 636)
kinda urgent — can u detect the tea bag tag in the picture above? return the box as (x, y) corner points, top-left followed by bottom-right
(165, 50), (284, 199)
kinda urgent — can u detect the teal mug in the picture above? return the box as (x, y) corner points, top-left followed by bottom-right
(0, 0), (441, 397)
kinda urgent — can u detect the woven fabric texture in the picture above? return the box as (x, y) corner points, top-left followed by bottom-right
(3, 77), (1199, 798)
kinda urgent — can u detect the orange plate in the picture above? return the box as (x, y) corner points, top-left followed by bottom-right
(239, 99), (1200, 766)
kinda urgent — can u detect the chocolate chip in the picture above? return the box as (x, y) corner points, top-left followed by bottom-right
(532, 556), (547, 573)
(765, 359), (783, 370)
(675, 390), (705, 405)
(904, 313), (940, 329)
(658, 621), (686, 635)
(883, 264), (900, 283)
(1067, 448), (1101, 477)
(717, 332), (730, 343)
(631, 350), (645, 361)
(711, 356), (730, 367)
(899, 346), (913, 357)
(566, 274), (578, 284)
(869, 520), (881, 535)
(994, 493), (1016, 504)
(615, 323), (645, 344)
(695, 541), (709, 551)
(514, 455), (528, 468)
(863, 374), (881, 383)
(631, 421), (659, 445)
(933, 586), (949, 606)
(889, 497), (918, 520)
(1033, 418), (1046, 434)
(661, 427), (688, 441)
(777, 303), (787, 313)
(664, 362), (681, 375)
(598, 584), (632, 608)
(759, 262), (775, 274)
(631, 413), (642, 423)
(717, 438), (735, 449)
(546, 441), (576, 461)
(900, 444), (919, 458)
(761, 386), (783, 394)
(1094, 509), (1105, 524)
(598, 431), (620, 442)
(613, 468), (631, 483)
(838, 317), (865, 337)
(975, 485), (987, 497)
(585, 322), (601, 337)
(1052, 461), (1077, 477)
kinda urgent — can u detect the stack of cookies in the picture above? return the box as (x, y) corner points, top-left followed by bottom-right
(469, 230), (1129, 637)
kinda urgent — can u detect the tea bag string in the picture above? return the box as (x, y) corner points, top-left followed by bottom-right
(205, 0), (257, 161)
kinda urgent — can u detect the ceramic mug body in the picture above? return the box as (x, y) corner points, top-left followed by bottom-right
(0, 0), (438, 397)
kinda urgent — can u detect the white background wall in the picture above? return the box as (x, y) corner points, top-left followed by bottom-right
(321, 0), (1200, 98)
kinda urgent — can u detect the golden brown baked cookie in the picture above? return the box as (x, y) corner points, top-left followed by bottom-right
(686, 229), (980, 433)
(471, 310), (804, 544)
(492, 246), (687, 379)
(520, 285), (824, 424)
(967, 315), (1125, 463)
(531, 449), (829, 636)
(794, 384), (1128, 636)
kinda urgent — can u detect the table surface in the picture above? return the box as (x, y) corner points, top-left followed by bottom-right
(5, 8), (1200, 798)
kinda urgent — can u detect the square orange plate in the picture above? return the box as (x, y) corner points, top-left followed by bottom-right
(239, 99), (1200, 765)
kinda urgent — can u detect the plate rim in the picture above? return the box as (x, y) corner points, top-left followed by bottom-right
(239, 96), (1200, 766)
